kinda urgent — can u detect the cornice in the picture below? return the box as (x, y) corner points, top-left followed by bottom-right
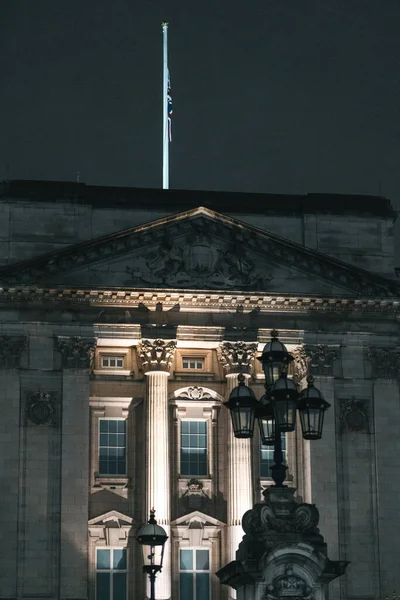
(0, 286), (399, 314)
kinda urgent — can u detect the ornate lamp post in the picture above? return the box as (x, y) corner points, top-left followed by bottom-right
(136, 509), (168, 600)
(225, 329), (331, 486)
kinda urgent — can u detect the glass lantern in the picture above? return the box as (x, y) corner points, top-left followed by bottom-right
(297, 376), (331, 440)
(257, 330), (294, 388)
(136, 509), (168, 574)
(224, 375), (258, 438)
(256, 393), (276, 445)
(269, 370), (299, 432)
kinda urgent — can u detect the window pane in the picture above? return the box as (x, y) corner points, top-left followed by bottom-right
(99, 460), (108, 474)
(113, 549), (127, 570)
(181, 421), (189, 434)
(113, 573), (126, 600)
(100, 420), (108, 433)
(180, 573), (193, 599)
(117, 460), (126, 474)
(117, 359), (124, 367)
(198, 421), (206, 434)
(109, 433), (118, 446)
(196, 550), (209, 570)
(196, 573), (210, 599)
(109, 421), (118, 433)
(189, 421), (198, 434)
(100, 434), (108, 447)
(97, 549), (111, 569)
(180, 549), (193, 571)
(96, 573), (110, 600)
(118, 420), (126, 433)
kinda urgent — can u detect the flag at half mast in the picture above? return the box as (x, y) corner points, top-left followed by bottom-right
(168, 70), (172, 142)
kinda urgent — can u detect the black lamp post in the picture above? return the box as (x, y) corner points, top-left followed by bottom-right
(224, 330), (330, 486)
(136, 509), (168, 600)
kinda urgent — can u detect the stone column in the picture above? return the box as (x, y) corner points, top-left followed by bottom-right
(57, 336), (96, 600)
(218, 341), (257, 599)
(139, 339), (176, 600)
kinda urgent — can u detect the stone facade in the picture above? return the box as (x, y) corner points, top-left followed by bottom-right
(0, 180), (399, 599)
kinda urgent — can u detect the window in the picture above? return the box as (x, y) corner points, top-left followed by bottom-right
(260, 434), (287, 479)
(180, 421), (207, 477)
(99, 419), (126, 475)
(182, 357), (204, 370)
(96, 548), (127, 600)
(101, 356), (125, 369)
(179, 549), (210, 600)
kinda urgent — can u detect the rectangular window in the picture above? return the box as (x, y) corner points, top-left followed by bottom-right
(260, 434), (287, 479)
(182, 357), (204, 370)
(180, 421), (207, 477)
(101, 356), (125, 369)
(99, 419), (126, 475)
(96, 548), (127, 600)
(179, 549), (210, 600)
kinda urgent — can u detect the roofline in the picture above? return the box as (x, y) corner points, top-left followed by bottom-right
(0, 179), (396, 218)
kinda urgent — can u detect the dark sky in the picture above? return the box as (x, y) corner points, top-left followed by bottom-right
(1, 1), (400, 256)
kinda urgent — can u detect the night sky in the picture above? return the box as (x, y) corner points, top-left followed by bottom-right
(1, 1), (400, 257)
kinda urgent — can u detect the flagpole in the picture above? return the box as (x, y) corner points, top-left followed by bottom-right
(162, 22), (169, 190)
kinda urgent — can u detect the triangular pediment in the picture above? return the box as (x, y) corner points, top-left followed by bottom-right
(171, 510), (225, 528)
(88, 509), (133, 527)
(0, 206), (397, 297)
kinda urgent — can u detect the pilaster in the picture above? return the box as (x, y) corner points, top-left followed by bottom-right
(57, 335), (96, 600)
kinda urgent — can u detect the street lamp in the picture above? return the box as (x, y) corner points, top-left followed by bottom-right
(136, 508), (168, 600)
(225, 330), (331, 486)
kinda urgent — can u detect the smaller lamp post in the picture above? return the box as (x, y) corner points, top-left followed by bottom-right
(136, 508), (168, 600)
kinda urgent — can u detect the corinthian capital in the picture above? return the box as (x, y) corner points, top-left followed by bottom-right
(139, 339), (176, 372)
(304, 344), (340, 376)
(218, 341), (257, 375)
(0, 335), (27, 368)
(56, 336), (96, 369)
(367, 347), (400, 379)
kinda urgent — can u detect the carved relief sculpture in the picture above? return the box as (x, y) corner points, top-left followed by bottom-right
(340, 397), (369, 433)
(0, 335), (27, 368)
(218, 341), (258, 375)
(26, 392), (55, 426)
(139, 339), (176, 372)
(292, 346), (310, 383)
(56, 336), (96, 369)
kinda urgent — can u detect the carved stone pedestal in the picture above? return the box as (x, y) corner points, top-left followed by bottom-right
(216, 487), (348, 600)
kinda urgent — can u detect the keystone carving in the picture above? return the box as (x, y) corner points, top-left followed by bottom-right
(179, 386), (212, 400)
(0, 335), (27, 368)
(340, 397), (369, 433)
(367, 347), (400, 379)
(304, 344), (340, 376)
(56, 336), (96, 369)
(25, 392), (55, 426)
(218, 341), (257, 375)
(139, 339), (176, 372)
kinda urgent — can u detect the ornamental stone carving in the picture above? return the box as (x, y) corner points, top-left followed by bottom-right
(56, 336), (96, 369)
(0, 335), (27, 368)
(139, 339), (176, 372)
(25, 392), (55, 426)
(183, 479), (208, 510)
(340, 397), (369, 433)
(291, 346), (310, 383)
(262, 564), (314, 600)
(218, 341), (258, 375)
(367, 347), (400, 379)
(179, 386), (212, 400)
(126, 229), (273, 289)
(304, 344), (340, 376)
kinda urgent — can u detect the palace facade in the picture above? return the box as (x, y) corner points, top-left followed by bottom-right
(0, 180), (399, 600)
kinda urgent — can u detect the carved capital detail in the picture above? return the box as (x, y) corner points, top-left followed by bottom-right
(139, 339), (176, 372)
(218, 341), (257, 375)
(304, 344), (340, 376)
(56, 336), (96, 369)
(0, 335), (27, 368)
(367, 347), (400, 379)
(340, 397), (370, 433)
(25, 392), (57, 427)
(291, 346), (310, 383)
